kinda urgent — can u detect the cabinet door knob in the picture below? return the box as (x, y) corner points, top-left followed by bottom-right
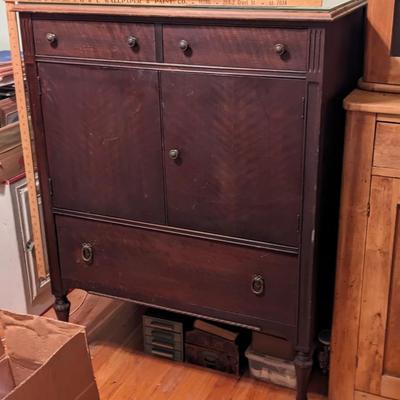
(46, 32), (57, 44)
(251, 274), (265, 296)
(179, 39), (190, 52)
(274, 43), (286, 56)
(169, 149), (180, 160)
(127, 35), (138, 48)
(81, 243), (94, 264)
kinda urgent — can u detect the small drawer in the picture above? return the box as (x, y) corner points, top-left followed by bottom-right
(144, 334), (184, 354)
(374, 122), (400, 171)
(143, 316), (183, 334)
(144, 343), (183, 361)
(32, 19), (156, 62)
(143, 327), (182, 345)
(163, 25), (308, 70)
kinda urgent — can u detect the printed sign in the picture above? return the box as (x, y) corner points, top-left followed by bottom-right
(16, 0), (322, 7)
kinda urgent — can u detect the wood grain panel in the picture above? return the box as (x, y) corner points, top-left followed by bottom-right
(383, 208), (400, 378)
(374, 122), (400, 171)
(356, 177), (400, 395)
(329, 111), (377, 400)
(392, 0), (400, 56)
(39, 62), (165, 224)
(381, 375), (400, 399)
(33, 19), (156, 61)
(355, 391), (392, 400)
(163, 25), (308, 70)
(56, 214), (299, 329)
(364, 0), (400, 85)
(162, 72), (305, 246)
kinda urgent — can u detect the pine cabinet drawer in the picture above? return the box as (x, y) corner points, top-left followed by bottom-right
(374, 122), (400, 172)
(162, 25), (308, 70)
(56, 215), (299, 328)
(32, 19), (156, 61)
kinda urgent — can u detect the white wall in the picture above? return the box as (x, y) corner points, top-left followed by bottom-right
(0, 2), (10, 50)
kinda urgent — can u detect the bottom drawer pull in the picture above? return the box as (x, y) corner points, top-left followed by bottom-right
(251, 274), (265, 296)
(81, 243), (94, 264)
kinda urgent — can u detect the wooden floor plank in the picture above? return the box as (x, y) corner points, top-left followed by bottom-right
(44, 290), (327, 400)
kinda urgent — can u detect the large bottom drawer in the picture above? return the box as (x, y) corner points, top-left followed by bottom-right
(55, 215), (299, 329)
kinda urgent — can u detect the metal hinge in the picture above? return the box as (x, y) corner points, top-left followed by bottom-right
(301, 97), (306, 119)
(367, 202), (370, 217)
(48, 177), (54, 197)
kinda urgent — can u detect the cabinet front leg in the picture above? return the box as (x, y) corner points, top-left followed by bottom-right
(294, 351), (313, 400)
(54, 294), (71, 322)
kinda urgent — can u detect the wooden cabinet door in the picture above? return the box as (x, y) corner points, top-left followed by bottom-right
(162, 72), (305, 246)
(356, 176), (400, 399)
(39, 63), (165, 224)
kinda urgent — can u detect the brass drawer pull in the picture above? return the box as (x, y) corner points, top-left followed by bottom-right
(169, 149), (180, 160)
(81, 243), (94, 264)
(274, 43), (287, 56)
(251, 274), (265, 296)
(46, 32), (57, 45)
(127, 35), (138, 48)
(179, 39), (190, 52)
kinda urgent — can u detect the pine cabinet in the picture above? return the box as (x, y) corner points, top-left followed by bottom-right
(331, 90), (400, 400)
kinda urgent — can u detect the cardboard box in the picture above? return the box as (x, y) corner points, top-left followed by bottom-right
(0, 310), (99, 400)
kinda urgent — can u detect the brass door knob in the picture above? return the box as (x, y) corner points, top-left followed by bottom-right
(128, 35), (138, 48)
(81, 243), (94, 264)
(251, 274), (265, 296)
(179, 39), (190, 52)
(46, 32), (57, 44)
(169, 149), (180, 160)
(274, 43), (286, 56)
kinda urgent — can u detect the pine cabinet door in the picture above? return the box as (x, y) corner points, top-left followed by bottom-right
(356, 176), (400, 399)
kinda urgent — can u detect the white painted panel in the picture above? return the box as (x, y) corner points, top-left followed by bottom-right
(0, 2), (10, 50)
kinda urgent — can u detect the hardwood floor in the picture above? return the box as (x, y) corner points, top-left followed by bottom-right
(44, 290), (327, 400)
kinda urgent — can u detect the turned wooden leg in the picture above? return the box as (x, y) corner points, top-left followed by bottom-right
(294, 351), (313, 400)
(54, 295), (71, 322)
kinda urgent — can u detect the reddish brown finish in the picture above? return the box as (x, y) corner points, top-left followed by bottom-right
(162, 72), (305, 246)
(33, 19), (156, 61)
(162, 25), (308, 70)
(18, 8), (366, 400)
(39, 62), (165, 224)
(56, 214), (299, 328)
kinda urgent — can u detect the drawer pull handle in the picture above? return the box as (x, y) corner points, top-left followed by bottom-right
(149, 320), (174, 330)
(179, 39), (190, 52)
(274, 43), (287, 56)
(46, 32), (57, 45)
(127, 35), (138, 48)
(151, 349), (174, 359)
(81, 243), (94, 264)
(251, 274), (265, 296)
(169, 149), (180, 160)
(151, 339), (174, 350)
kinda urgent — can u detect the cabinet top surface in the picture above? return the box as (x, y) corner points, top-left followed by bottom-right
(344, 89), (400, 115)
(6, 0), (366, 21)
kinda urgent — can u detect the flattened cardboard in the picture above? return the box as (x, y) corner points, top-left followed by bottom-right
(0, 310), (99, 400)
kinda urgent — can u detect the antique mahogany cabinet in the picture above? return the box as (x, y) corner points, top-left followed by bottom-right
(14, 0), (365, 398)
